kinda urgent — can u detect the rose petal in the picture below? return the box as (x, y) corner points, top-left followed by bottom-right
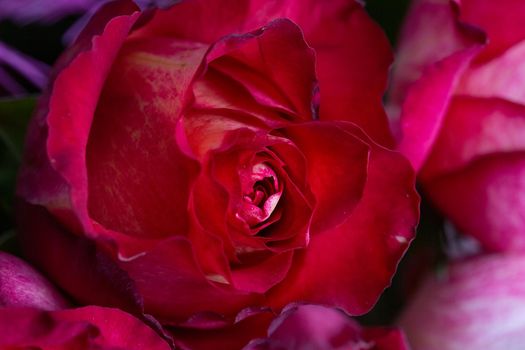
(16, 201), (145, 314)
(119, 236), (263, 324)
(171, 308), (274, 350)
(0, 306), (171, 349)
(457, 39), (525, 105)
(268, 124), (419, 315)
(244, 304), (410, 350)
(17, 1), (141, 236)
(0, 252), (68, 310)
(422, 97), (525, 178)
(276, 122), (370, 234)
(425, 152), (525, 252)
(458, 0), (525, 62)
(396, 47), (481, 171)
(86, 35), (203, 238)
(399, 254), (525, 350)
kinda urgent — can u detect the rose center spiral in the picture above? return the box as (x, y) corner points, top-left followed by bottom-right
(238, 163), (282, 228)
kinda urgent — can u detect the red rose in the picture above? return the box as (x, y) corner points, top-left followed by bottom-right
(245, 304), (410, 350)
(390, 0), (525, 251)
(17, 0), (419, 347)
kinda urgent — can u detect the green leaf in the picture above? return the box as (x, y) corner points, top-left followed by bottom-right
(0, 96), (36, 162)
(0, 95), (37, 232)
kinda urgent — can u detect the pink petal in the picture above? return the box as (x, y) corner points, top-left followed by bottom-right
(422, 97), (525, 178)
(0, 252), (68, 310)
(399, 254), (525, 350)
(457, 39), (525, 105)
(458, 0), (525, 62)
(396, 47), (481, 171)
(425, 152), (525, 252)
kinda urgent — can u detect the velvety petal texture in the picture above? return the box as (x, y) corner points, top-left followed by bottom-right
(399, 254), (525, 350)
(0, 306), (171, 349)
(16, 0), (419, 347)
(0, 252), (68, 310)
(245, 304), (410, 350)
(391, 0), (525, 251)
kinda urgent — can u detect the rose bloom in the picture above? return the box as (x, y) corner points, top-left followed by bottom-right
(0, 252), (169, 350)
(16, 0), (419, 347)
(390, 0), (525, 251)
(245, 304), (409, 350)
(399, 254), (525, 350)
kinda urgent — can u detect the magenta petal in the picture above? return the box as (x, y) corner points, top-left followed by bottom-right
(244, 304), (410, 350)
(397, 47), (481, 171)
(425, 152), (525, 252)
(422, 97), (525, 178)
(0, 252), (68, 310)
(0, 306), (170, 349)
(399, 254), (525, 350)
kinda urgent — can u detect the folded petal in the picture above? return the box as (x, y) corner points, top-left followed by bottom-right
(268, 125), (419, 314)
(425, 152), (525, 252)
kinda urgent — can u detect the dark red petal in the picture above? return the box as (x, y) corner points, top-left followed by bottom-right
(396, 47), (481, 171)
(17, 4), (140, 235)
(171, 308), (274, 350)
(137, 0), (393, 145)
(268, 125), (419, 314)
(119, 236), (263, 324)
(275, 122), (369, 234)
(425, 152), (525, 252)
(458, 0), (525, 62)
(422, 97), (525, 179)
(86, 35), (203, 238)
(16, 201), (145, 315)
(0, 306), (171, 349)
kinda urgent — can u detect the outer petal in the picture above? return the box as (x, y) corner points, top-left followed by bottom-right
(457, 0), (525, 62)
(424, 152), (525, 252)
(399, 254), (525, 350)
(0, 306), (171, 349)
(244, 304), (410, 350)
(0, 252), (68, 310)
(396, 47), (481, 171)
(118, 236), (262, 324)
(268, 123), (419, 314)
(136, 0), (394, 145)
(171, 308), (274, 350)
(17, 1), (141, 235)
(422, 97), (525, 178)
(457, 40), (525, 105)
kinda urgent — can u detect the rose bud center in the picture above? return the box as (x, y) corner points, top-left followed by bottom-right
(238, 162), (282, 230)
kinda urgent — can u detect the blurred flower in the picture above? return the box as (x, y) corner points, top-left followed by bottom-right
(390, 0), (525, 252)
(0, 41), (49, 96)
(399, 254), (525, 350)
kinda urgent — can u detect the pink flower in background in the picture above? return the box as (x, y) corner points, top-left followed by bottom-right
(15, 0), (418, 347)
(390, 0), (525, 252)
(245, 304), (410, 350)
(399, 254), (525, 350)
